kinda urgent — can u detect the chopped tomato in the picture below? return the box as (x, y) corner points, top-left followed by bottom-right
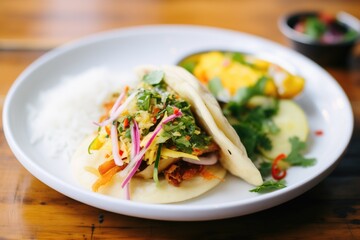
(123, 118), (129, 128)
(173, 107), (180, 114)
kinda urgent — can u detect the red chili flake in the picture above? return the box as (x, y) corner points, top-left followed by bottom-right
(272, 153), (287, 180)
(119, 150), (124, 156)
(315, 130), (324, 136)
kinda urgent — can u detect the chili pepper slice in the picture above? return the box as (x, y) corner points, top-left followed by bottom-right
(272, 153), (287, 180)
(315, 130), (323, 136)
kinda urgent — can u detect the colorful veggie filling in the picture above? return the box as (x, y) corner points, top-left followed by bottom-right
(88, 70), (220, 197)
(293, 13), (358, 44)
(178, 51), (316, 193)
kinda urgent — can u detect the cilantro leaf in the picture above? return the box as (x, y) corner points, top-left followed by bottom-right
(136, 90), (152, 110)
(285, 137), (316, 167)
(208, 77), (224, 97)
(250, 180), (286, 193)
(232, 123), (258, 159)
(305, 17), (326, 39)
(231, 52), (247, 64)
(143, 70), (164, 85)
(258, 161), (272, 178)
(180, 61), (196, 73)
(233, 76), (269, 105)
(225, 98), (278, 160)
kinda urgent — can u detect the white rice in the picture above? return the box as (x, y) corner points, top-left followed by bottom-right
(28, 67), (137, 160)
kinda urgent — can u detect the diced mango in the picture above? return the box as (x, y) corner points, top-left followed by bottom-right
(190, 51), (305, 100)
(279, 75), (305, 99)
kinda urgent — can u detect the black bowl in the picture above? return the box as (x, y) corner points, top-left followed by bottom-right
(279, 11), (360, 66)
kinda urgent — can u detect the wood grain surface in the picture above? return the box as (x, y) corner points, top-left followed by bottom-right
(1, 0), (360, 239)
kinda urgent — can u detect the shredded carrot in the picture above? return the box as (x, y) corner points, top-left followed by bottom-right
(153, 107), (160, 115)
(98, 159), (117, 175)
(92, 166), (122, 192)
(99, 114), (108, 123)
(105, 125), (111, 135)
(200, 168), (224, 181)
(103, 101), (115, 112)
(120, 86), (130, 104)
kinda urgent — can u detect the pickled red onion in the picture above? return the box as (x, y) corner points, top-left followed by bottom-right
(120, 110), (183, 187)
(109, 86), (128, 115)
(94, 91), (137, 127)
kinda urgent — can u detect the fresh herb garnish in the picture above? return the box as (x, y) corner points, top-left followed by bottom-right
(255, 137), (315, 179)
(233, 76), (269, 105)
(224, 95), (279, 159)
(136, 89), (163, 111)
(208, 77), (224, 97)
(250, 179), (286, 193)
(285, 137), (316, 167)
(137, 71), (213, 154)
(258, 161), (272, 178)
(143, 70), (164, 85)
(305, 17), (327, 39)
(180, 61), (197, 74)
(162, 114), (212, 153)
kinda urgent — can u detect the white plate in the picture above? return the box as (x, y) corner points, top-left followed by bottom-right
(3, 25), (353, 221)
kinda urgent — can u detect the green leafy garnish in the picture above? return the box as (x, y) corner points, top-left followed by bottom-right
(208, 77), (224, 97)
(180, 61), (197, 73)
(233, 76), (269, 105)
(231, 52), (247, 64)
(285, 137), (316, 167)
(224, 96), (279, 159)
(258, 161), (272, 178)
(305, 17), (327, 39)
(162, 114), (212, 153)
(250, 180), (286, 193)
(136, 89), (163, 111)
(143, 70), (164, 85)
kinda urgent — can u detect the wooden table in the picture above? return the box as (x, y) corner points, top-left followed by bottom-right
(1, 1), (360, 239)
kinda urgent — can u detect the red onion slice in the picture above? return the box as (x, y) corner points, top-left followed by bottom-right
(94, 91), (137, 127)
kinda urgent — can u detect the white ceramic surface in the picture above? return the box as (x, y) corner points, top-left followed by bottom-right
(3, 25), (353, 221)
